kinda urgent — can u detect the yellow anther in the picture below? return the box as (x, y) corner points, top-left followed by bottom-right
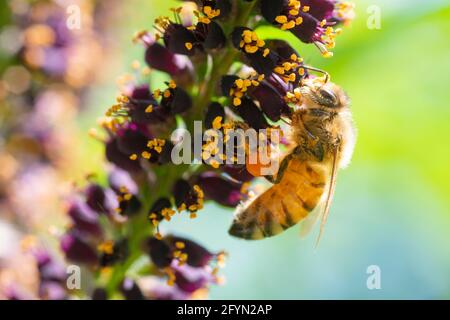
(275, 15), (288, 24)
(212, 116), (223, 130)
(175, 241), (185, 249)
(98, 240), (114, 255)
(141, 151), (151, 159)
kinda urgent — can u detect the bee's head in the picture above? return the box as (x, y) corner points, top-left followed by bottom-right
(300, 78), (349, 110)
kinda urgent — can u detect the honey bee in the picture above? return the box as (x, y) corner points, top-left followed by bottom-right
(229, 76), (356, 243)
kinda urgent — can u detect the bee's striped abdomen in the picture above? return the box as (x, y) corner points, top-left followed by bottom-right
(229, 159), (328, 240)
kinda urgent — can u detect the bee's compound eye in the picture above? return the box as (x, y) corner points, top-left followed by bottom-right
(318, 87), (338, 107)
(319, 88), (337, 102)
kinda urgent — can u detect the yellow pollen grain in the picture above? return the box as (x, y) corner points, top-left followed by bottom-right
(141, 151), (151, 159)
(124, 194), (132, 201)
(98, 241), (114, 255)
(244, 45), (258, 54)
(281, 20), (296, 30)
(212, 116), (223, 130)
(233, 97), (242, 106)
(175, 241), (185, 249)
(275, 15), (288, 24)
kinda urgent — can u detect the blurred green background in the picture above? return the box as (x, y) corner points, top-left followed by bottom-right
(4, 0), (450, 299)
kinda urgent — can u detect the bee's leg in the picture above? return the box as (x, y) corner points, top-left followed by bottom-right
(264, 154), (292, 184)
(264, 146), (301, 184)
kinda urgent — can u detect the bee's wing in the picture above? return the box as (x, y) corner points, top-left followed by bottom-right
(299, 206), (322, 238)
(315, 148), (340, 247)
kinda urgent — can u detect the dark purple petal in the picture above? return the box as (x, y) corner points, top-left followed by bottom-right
(197, 172), (243, 207)
(85, 184), (118, 215)
(147, 237), (173, 268)
(99, 239), (129, 267)
(301, 0), (335, 21)
(197, 21), (226, 50)
(105, 139), (142, 173)
(166, 236), (214, 268)
(205, 102), (225, 129)
(173, 179), (192, 208)
(233, 97), (269, 130)
(172, 263), (214, 293)
(231, 28), (279, 76)
(246, 50), (278, 76)
(92, 288), (108, 300)
(121, 278), (145, 300)
(60, 232), (98, 265)
(145, 42), (192, 76)
(223, 165), (254, 182)
(291, 12), (320, 43)
(126, 85), (169, 125)
(116, 125), (151, 155)
(251, 81), (290, 122)
(39, 282), (67, 300)
(221, 75), (240, 97)
(34, 250), (67, 283)
(260, 0), (285, 23)
(108, 168), (138, 195)
(164, 24), (198, 56)
(161, 87), (192, 115)
(119, 195), (142, 216)
(148, 197), (173, 223)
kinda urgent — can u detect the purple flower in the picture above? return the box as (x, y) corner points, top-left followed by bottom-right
(39, 282), (66, 300)
(85, 184), (118, 216)
(231, 27), (278, 76)
(260, 0), (354, 56)
(172, 262), (216, 294)
(147, 235), (214, 269)
(120, 278), (145, 300)
(196, 172), (244, 208)
(99, 238), (129, 267)
(126, 85), (168, 125)
(143, 34), (193, 76)
(33, 249), (67, 300)
(173, 179), (204, 214)
(157, 18), (226, 56)
(34, 250), (66, 283)
(60, 231), (98, 265)
(105, 138), (142, 173)
(108, 168), (138, 195)
(91, 288), (108, 300)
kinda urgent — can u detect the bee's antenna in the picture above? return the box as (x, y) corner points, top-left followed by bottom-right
(302, 66), (330, 83)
